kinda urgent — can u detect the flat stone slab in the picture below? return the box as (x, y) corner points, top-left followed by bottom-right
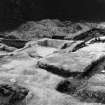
(38, 43), (105, 78)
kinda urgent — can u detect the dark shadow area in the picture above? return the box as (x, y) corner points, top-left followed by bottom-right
(43, 0), (105, 21)
(37, 61), (81, 78)
(0, 0), (105, 31)
(56, 80), (76, 94)
(0, 39), (28, 48)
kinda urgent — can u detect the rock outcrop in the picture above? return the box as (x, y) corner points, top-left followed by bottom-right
(0, 83), (29, 105)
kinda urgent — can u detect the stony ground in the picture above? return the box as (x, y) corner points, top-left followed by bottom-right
(1, 19), (105, 105)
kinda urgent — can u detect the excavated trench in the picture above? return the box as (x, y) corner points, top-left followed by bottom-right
(73, 28), (105, 41)
(0, 39), (28, 48)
